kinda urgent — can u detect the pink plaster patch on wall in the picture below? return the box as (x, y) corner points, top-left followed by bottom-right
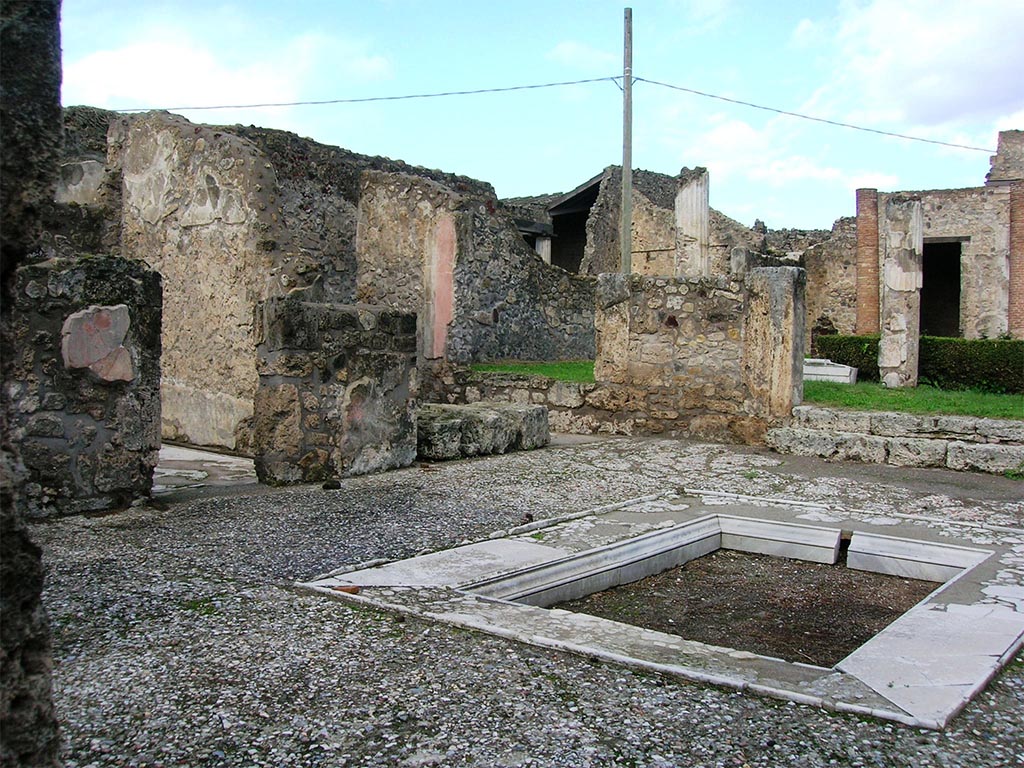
(426, 214), (457, 359)
(61, 304), (137, 382)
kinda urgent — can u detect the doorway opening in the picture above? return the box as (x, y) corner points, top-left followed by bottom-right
(920, 240), (963, 337)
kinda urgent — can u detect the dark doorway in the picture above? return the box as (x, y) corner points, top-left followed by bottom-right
(920, 241), (962, 337)
(550, 210), (588, 273)
(548, 179), (600, 274)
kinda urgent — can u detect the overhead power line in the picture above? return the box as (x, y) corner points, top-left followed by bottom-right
(110, 76), (619, 112)
(109, 73), (998, 155)
(633, 76), (997, 154)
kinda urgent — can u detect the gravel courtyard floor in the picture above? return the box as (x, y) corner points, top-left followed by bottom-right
(35, 436), (1024, 767)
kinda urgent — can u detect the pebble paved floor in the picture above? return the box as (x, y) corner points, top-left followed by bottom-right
(35, 436), (1024, 767)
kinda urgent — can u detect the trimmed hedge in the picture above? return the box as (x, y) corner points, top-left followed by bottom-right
(814, 335), (880, 382)
(919, 336), (1023, 394)
(815, 334), (1024, 393)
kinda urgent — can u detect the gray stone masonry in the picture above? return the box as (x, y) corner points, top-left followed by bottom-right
(252, 288), (417, 485)
(5, 255), (163, 517)
(766, 406), (1024, 475)
(417, 402), (549, 461)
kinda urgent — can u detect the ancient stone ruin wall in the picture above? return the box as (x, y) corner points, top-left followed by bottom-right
(252, 290), (417, 485)
(58, 111), (592, 451)
(450, 204), (596, 364)
(5, 255), (162, 516)
(802, 217), (858, 350)
(106, 112), (305, 451)
(987, 130), (1024, 185)
(578, 167), (763, 279)
(357, 170), (597, 366)
(589, 269), (804, 442)
(1, 0), (63, 760)
(439, 268), (805, 443)
(877, 186), (1010, 339)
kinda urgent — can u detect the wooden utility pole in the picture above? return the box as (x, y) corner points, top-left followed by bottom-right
(620, 7), (633, 274)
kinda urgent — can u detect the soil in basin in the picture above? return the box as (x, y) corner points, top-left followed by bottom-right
(551, 549), (939, 667)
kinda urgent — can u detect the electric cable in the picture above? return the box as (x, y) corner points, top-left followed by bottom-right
(633, 76), (996, 153)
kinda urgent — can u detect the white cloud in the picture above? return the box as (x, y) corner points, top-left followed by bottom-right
(62, 27), (391, 113)
(829, 0), (1024, 128)
(546, 41), (618, 73)
(670, 0), (734, 32)
(789, 18), (821, 48)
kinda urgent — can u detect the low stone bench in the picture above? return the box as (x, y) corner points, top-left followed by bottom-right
(766, 406), (1024, 475)
(417, 402), (550, 461)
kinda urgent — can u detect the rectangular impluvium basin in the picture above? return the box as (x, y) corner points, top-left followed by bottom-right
(300, 491), (1024, 730)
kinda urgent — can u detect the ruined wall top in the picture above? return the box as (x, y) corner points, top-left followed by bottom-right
(987, 129), (1024, 185)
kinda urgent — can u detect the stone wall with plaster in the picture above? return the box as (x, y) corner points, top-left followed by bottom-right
(4, 255), (162, 516)
(878, 196), (924, 388)
(107, 112), (298, 451)
(357, 170), (596, 366)
(252, 290), (417, 485)
(59, 110), (595, 450)
(878, 187), (1011, 340)
(437, 269), (805, 443)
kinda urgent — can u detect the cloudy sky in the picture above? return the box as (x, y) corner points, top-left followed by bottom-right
(60, 0), (1024, 229)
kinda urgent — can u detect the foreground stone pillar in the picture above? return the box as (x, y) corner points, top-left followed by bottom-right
(855, 188), (880, 335)
(253, 291), (418, 484)
(675, 167), (710, 278)
(878, 196), (924, 388)
(7, 256), (163, 515)
(1, 0), (67, 761)
(742, 267), (806, 418)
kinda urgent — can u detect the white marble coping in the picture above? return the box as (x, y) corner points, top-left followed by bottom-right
(848, 531), (993, 583)
(299, 491), (1024, 730)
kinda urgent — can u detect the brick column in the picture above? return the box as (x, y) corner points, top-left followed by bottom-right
(855, 188), (880, 335)
(1009, 182), (1024, 339)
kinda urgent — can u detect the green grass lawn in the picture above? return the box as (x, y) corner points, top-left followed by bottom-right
(803, 380), (1023, 421)
(470, 361), (1022, 420)
(470, 360), (595, 383)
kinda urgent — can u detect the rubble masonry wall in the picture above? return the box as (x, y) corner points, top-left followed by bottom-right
(252, 293), (418, 485)
(5, 255), (162, 517)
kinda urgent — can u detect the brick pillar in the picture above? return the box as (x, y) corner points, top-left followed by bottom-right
(855, 188), (880, 335)
(878, 196), (923, 388)
(1009, 182), (1024, 339)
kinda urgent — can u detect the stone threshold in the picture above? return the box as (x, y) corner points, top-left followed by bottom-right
(299, 490), (1024, 730)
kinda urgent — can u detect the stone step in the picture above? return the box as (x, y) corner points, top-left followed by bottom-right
(766, 413), (1024, 475)
(417, 402), (550, 461)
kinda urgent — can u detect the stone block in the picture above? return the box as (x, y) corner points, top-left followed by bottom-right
(847, 532), (989, 583)
(548, 381), (585, 408)
(416, 402), (549, 461)
(833, 434), (889, 464)
(869, 411), (934, 437)
(764, 427), (840, 459)
(719, 515), (841, 564)
(887, 437), (948, 468)
(973, 418), (1024, 444)
(933, 415), (980, 440)
(10, 256), (162, 517)
(947, 442), (1024, 474)
(253, 300), (417, 484)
